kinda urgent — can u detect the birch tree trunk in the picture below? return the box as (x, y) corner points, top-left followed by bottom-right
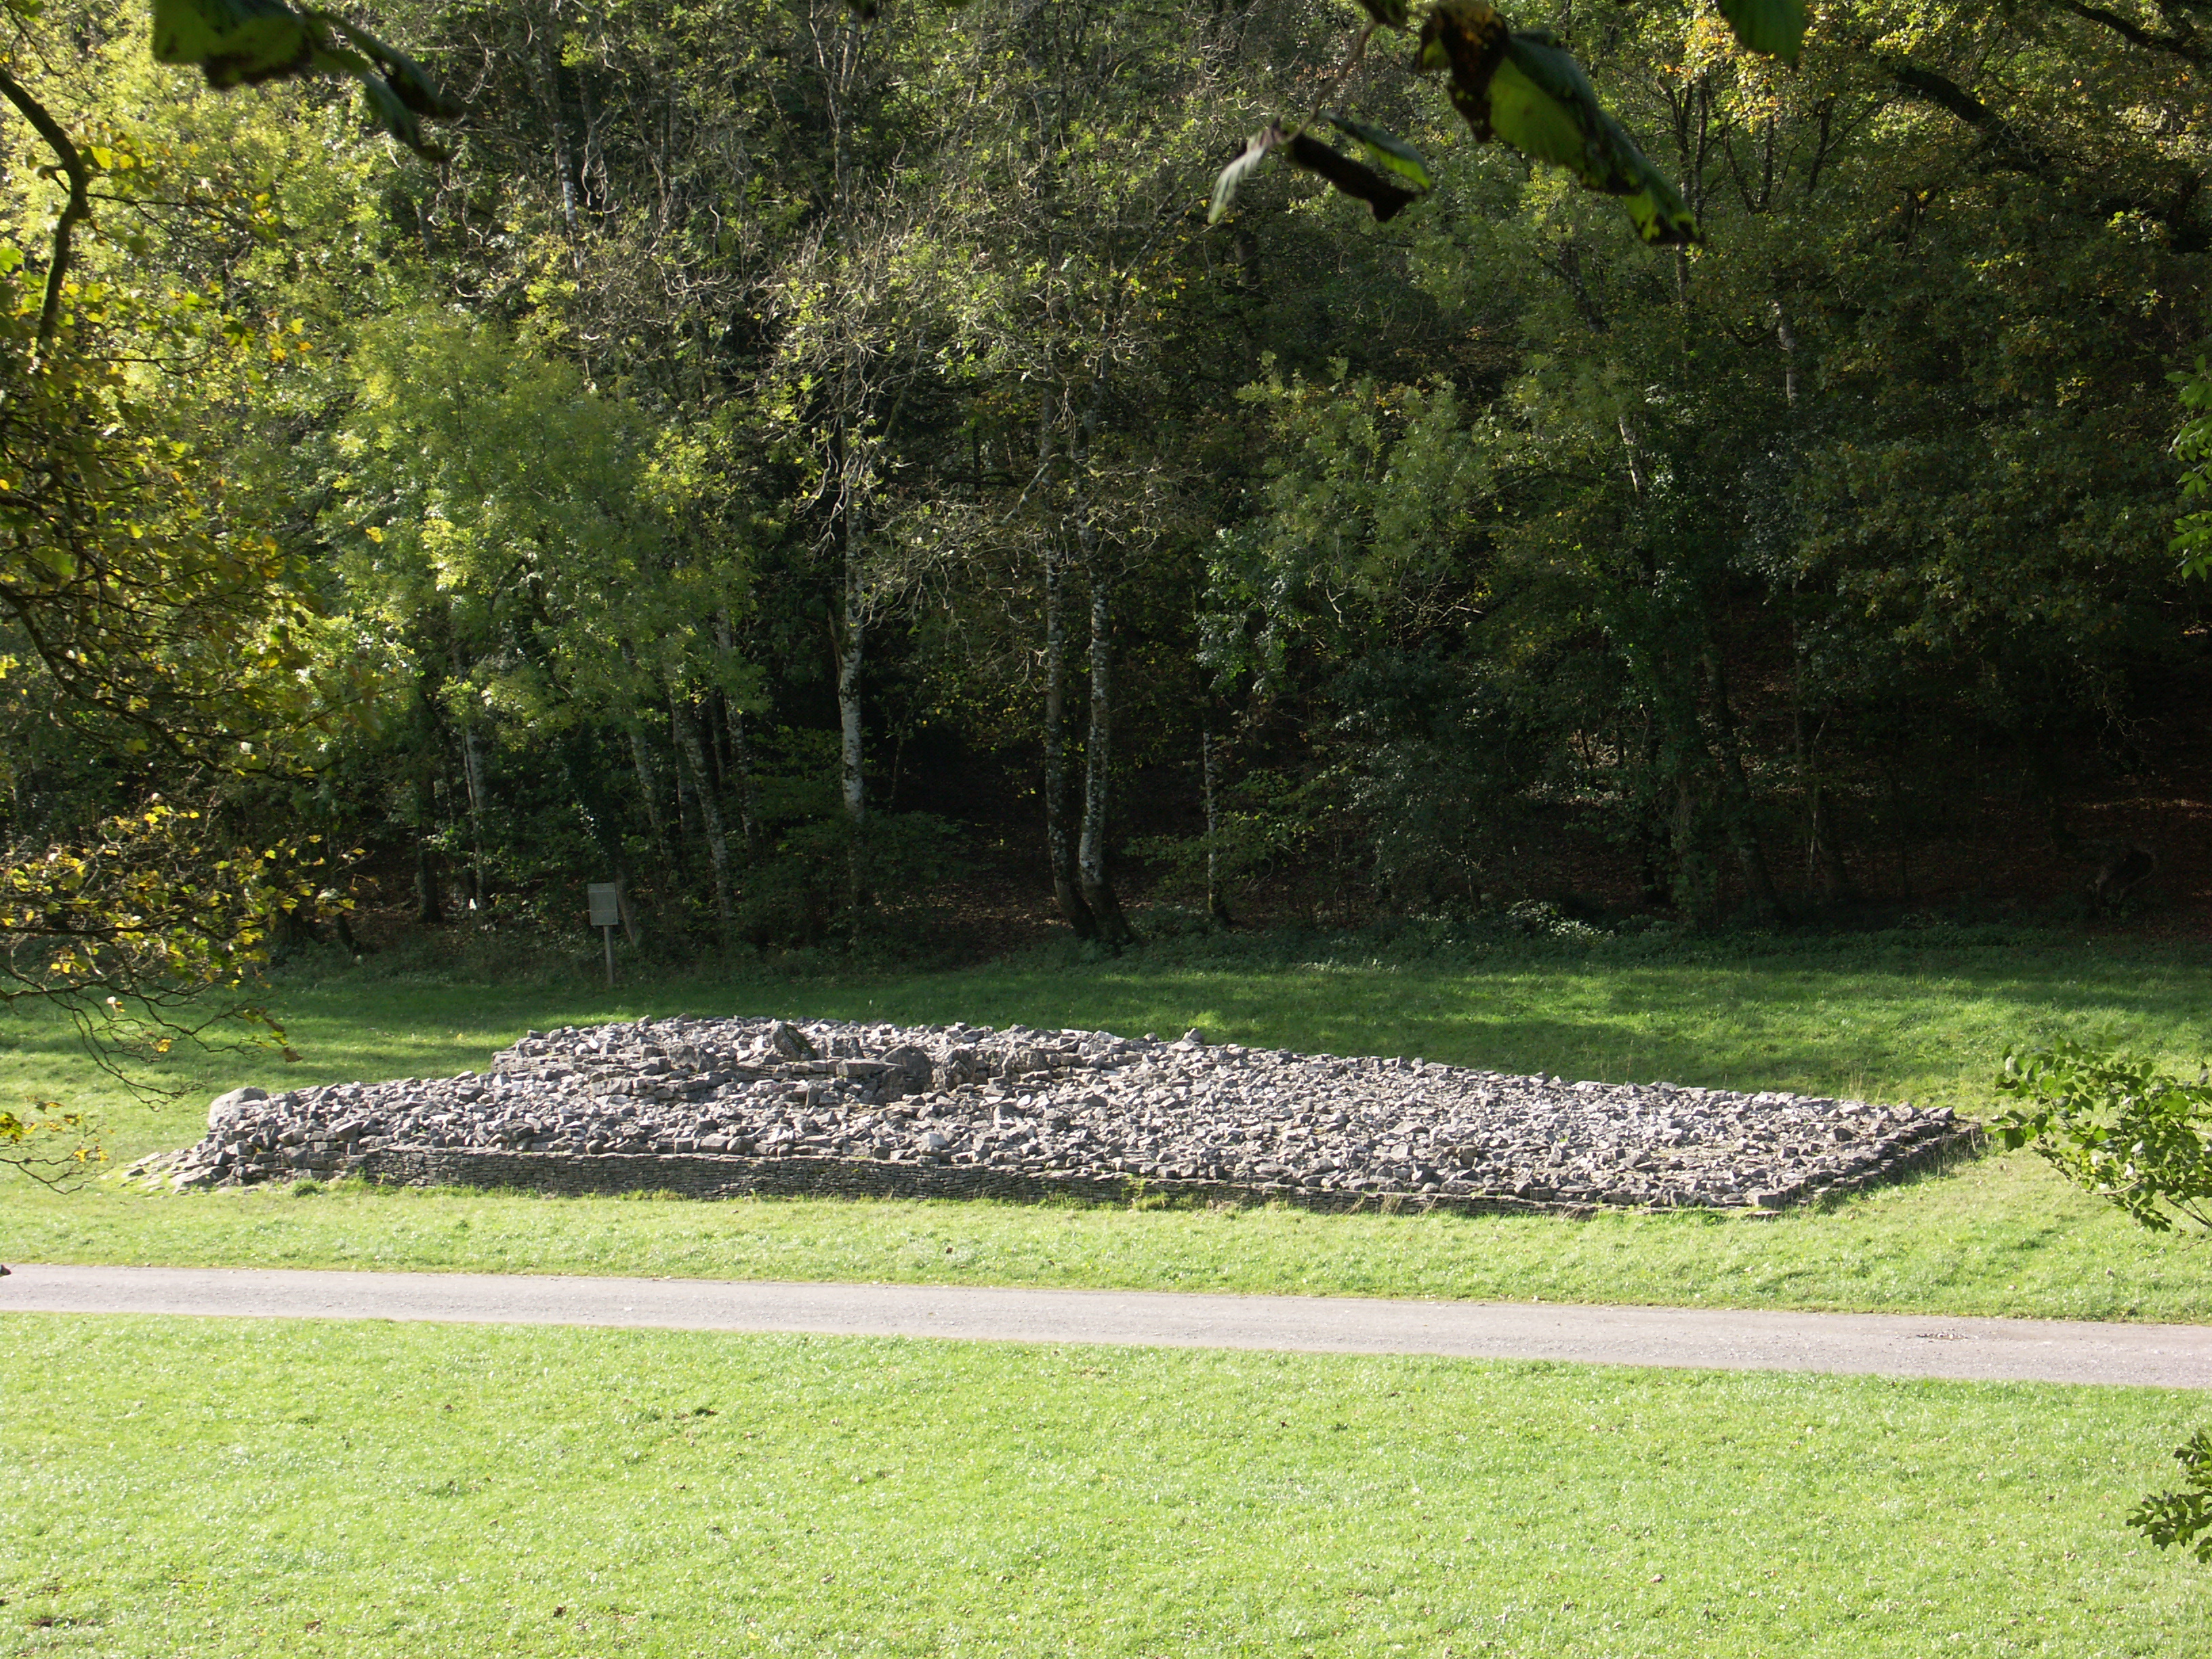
(1043, 539), (1096, 938)
(715, 615), (762, 853)
(1203, 729), (1231, 926)
(452, 645), (489, 909)
(533, 20), (580, 260)
(1077, 563), (1132, 945)
(627, 723), (674, 872)
(837, 508), (867, 829)
(670, 692), (735, 930)
(835, 478), (869, 924)
(1703, 649), (1782, 924)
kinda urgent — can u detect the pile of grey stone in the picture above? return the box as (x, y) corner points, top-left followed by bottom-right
(131, 1015), (1967, 1212)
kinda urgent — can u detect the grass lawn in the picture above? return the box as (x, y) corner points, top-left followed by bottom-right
(18, 927), (2212, 1156)
(5, 928), (2212, 1322)
(6, 1151), (2210, 1325)
(3, 1313), (2205, 1658)
(9, 931), (2211, 1657)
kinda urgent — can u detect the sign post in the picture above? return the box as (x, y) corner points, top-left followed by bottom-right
(587, 883), (621, 987)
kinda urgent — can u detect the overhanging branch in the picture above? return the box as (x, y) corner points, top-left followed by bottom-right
(1879, 52), (2207, 247)
(0, 65), (91, 346)
(1882, 60), (2055, 173)
(2052, 0), (2207, 62)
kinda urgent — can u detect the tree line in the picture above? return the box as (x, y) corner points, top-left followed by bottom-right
(4, 0), (2207, 989)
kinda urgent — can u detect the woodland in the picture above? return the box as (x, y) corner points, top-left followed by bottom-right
(3, 0), (2210, 1007)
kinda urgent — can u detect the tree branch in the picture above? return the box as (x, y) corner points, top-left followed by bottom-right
(1879, 54), (2206, 247)
(2051, 0), (2206, 62)
(1881, 59), (2055, 172)
(0, 65), (91, 346)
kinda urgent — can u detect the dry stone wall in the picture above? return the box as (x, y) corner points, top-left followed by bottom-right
(136, 1015), (1975, 1212)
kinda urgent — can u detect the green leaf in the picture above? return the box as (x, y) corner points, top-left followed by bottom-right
(1416, 0), (1509, 89)
(1713, 0), (1806, 64)
(1495, 37), (1700, 245)
(1323, 114), (1434, 194)
(149, 0), (311, 85)
(2129, 1431), (2212, 1562)
(1418, 5), (1700, 247)
(1208, 124), (1288, 224)
(1486, 40), (1595, 168)
(149, 0), (460, 159)
(1992, 1041), (2212, 1233)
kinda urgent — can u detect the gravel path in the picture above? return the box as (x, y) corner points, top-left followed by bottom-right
(5, 1264), (2205, 1387)
(142, 1015), (1964, 1212)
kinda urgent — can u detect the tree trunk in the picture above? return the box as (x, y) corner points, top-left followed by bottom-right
(714, 613), (762, 853)
(670, 693), (735, 932)
(1203, 729), (1232, 926)
(457, 716), (489, 909)
(1793, 703), (1855, 904)
(1668, 775), (1720, 928)
(1773, 298), (1800, 409)
(1702, 649), (1782, 924)
(540, 30), (579, 251)
(627, 723), (674, 872)
(1631, 716), (1668, 905)
(413, 778), (445, 926)
(448, 638), (489, 909)
(836, 508), (869, 927)
(1044, 536), (1097, 937)
(724, 700), (761, 853)
(837, 596), (865, 828)
(1077, 562), (1132, 945)
(670, 706), (698, 838)
(1884, 756), (1912, 901)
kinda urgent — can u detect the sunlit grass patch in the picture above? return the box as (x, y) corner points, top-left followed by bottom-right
(1, 1313), (2204, 1656)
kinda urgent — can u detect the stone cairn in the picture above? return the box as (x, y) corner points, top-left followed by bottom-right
(127, 1015), (1970, 1214)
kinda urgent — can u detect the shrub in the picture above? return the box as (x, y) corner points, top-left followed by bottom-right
(1993, 1040), (2212, 1559)
(1990, 1041), (2212, 1232)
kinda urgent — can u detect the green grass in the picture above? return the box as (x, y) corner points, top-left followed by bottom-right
(9, 933), (2211, 1655)
(6, 928), (2212, 1322)
(8, 1152), (2212, 1324)
(3, 1314), (2205, 1656)
(20, 926), (2212, 1157)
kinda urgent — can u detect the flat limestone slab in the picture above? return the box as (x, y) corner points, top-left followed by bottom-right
(5, 1263), (2208, 1389)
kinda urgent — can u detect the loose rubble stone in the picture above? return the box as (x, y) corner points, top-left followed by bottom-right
(136, 1016), (1974, 1211)
(206, 1086), (268, 1132)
